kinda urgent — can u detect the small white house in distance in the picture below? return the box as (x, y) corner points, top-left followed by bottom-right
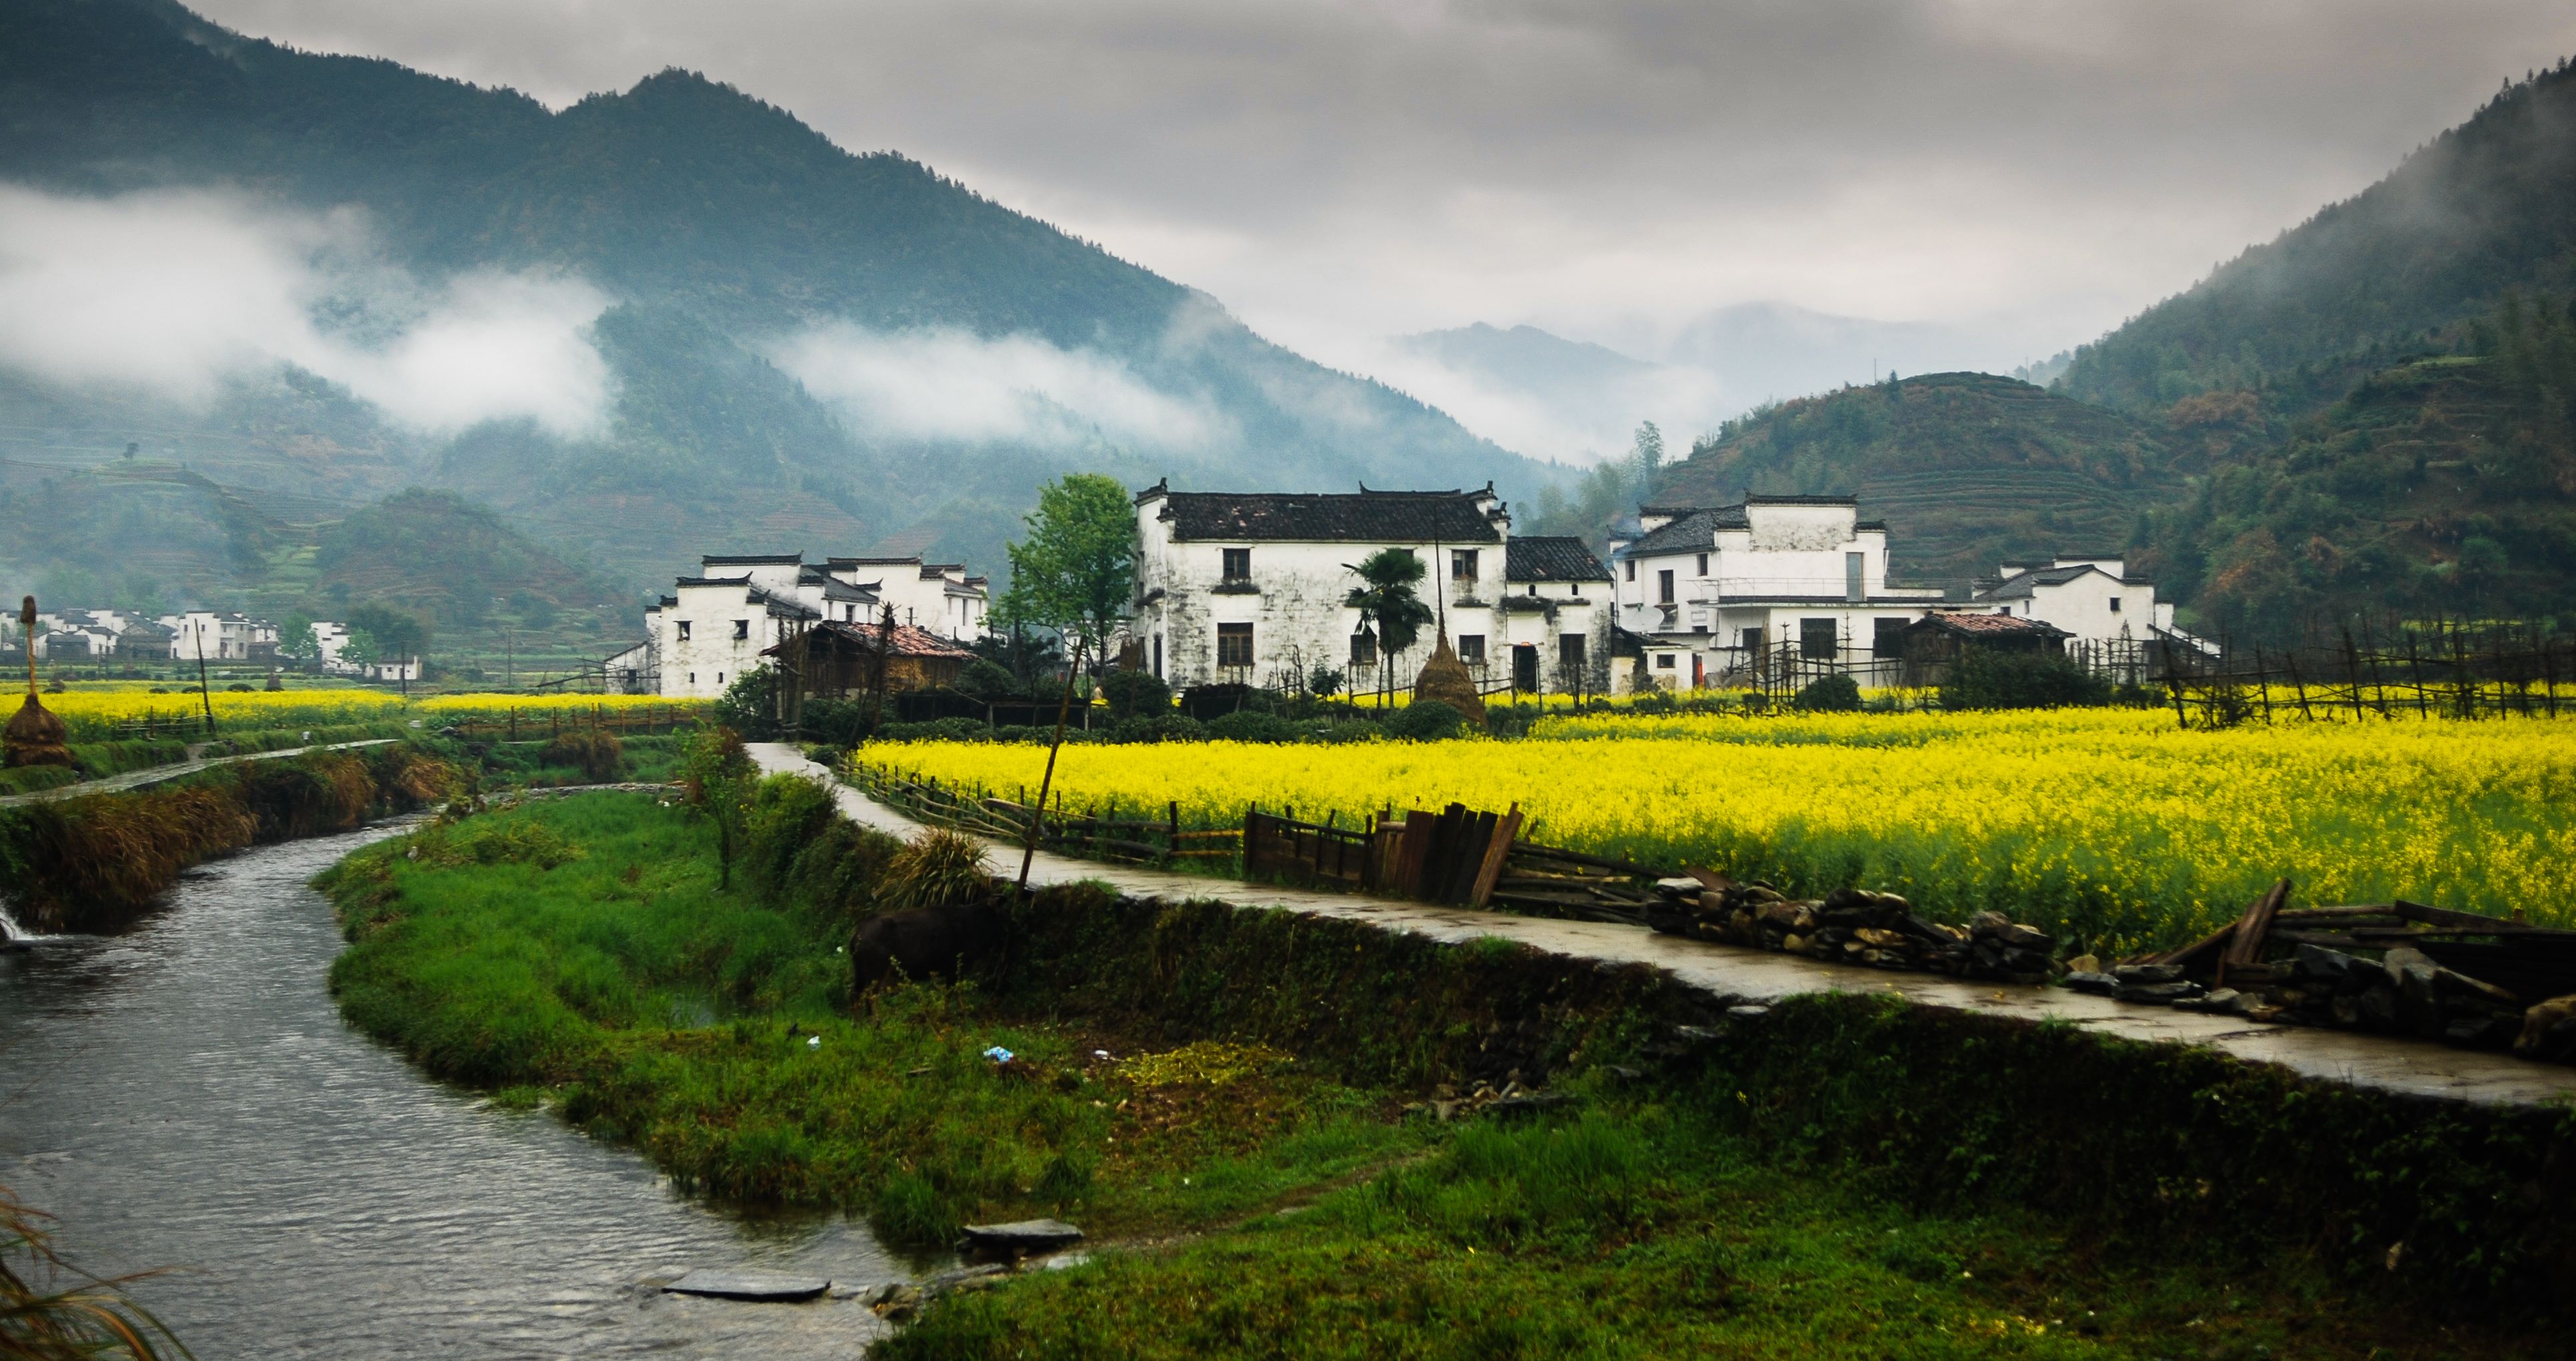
(1970, 555), (2214, 667)
(159, 611), (278, 662)
(1128, 481), (1615, 694)
(1608, 495), (1945, 688)
(648, 552), (937, 698)
(824, 557), (990, 641)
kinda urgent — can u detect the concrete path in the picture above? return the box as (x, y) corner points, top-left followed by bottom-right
(0, 738), (401, 808)
(749, 743), (2576, 1109)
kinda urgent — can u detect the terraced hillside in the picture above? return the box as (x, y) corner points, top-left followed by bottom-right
(2139, 350), (2576, 635)
(1653, 372), (2187, 584)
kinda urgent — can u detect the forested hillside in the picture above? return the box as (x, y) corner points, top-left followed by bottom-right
(1649, 372), (2188, 583)
(2061, 60), (2576, 415)
(0, 0), (1535, 600)
(2136, 292), (2576, 636)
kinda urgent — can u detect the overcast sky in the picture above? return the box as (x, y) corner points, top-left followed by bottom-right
(190, 0), (2576, 427)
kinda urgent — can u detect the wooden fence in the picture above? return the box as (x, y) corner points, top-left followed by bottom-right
(2156, 619), (2573, 728)
(854, 761), (1677, 924)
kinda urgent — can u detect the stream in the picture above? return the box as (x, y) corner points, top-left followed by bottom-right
(0, 821), (909, 1358)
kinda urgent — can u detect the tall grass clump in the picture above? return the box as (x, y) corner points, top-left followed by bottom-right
(880, 829), (993, 914)
(1, 1183), (188, 1360)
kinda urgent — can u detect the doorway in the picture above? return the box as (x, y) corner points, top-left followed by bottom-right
(1512, 644), (1540, 693)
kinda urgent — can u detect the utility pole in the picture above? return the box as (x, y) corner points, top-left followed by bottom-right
(1018, 633), (1088, 895)
(194, 623), (215, 736)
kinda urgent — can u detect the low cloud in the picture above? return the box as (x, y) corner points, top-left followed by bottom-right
(0, 184), (612, 437)
(771, 322), (1225, 451)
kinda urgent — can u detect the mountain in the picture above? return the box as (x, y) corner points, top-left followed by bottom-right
(1649, 372), (2187, 584)
(1661, 302), (2063, 410)
(2060, 61), (2576, 414)
(1398, 324), (1657, 400)
(0, 0), (1544, 602)
(2134, 292), (2576, 637)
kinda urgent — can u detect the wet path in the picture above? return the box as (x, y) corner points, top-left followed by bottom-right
(749, 742), (2576, 1109)
(0, 820), (906, 1360)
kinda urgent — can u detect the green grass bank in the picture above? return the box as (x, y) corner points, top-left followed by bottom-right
(316, 788), (2576, 1358)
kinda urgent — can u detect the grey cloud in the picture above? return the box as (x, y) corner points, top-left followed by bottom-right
(0, 184), (613, 437)
(188, 0), (2576, 460)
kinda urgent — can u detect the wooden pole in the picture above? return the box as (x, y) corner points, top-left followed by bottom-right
(1018, 634), (1088, 894)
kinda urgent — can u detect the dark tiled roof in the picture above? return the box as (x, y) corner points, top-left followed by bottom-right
(747, 587), (820, 620)
(797, 567), (879, 602)
(1908, 611), (2069, 638)
(1744, 493), (1859, 506)
(1506, 536), (1612, 582)
(1620, 506), (1747, 557)
(702, 553), (803, 565)
(1155, 489), (1503, 543)
(1975, 564), (2102, 601)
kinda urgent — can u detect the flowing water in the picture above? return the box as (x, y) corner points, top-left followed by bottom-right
(0, 822), (912, 1358)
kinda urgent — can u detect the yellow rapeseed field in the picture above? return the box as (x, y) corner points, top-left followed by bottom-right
(864, 707), (2576, 952)
(35, 686), (702, 740)
(39, 688), (408, 738)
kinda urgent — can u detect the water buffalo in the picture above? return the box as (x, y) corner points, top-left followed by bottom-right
(849, 898), (1011, 997)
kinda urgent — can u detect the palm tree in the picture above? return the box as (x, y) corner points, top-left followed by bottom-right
(1343, 549), (1433, 708)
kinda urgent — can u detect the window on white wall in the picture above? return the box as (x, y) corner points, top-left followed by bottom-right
(2110, 597), (2123, 613)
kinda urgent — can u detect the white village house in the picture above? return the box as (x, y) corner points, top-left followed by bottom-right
(1970, 555), (2208, 671)
(824, 557), (990, 641)
(1608, 496), (1947, 688)
(159, 611), (278, 663)
(642, 552), (990, 699)
(1126, 482), (1616, 695)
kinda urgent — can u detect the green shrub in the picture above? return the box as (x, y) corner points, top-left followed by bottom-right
(1940, 648), (2113, 710)
(1205, 710), (1300, 744)
(1385, 700), (1466, 741)
(1098, 669), (1172, 720)
(1793, 673), (1863, 712)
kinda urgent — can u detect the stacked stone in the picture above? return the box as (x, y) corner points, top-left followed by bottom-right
(2267, 944), (2527, 1047)
(1648, 880), (2055, 983)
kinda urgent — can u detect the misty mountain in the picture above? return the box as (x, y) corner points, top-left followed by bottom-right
(0, 0), (1541, 601)
(1661, 302), (2060, 409)
(2061, 60), (2576, 413)
(1398, 324), (1657, 400)
(1650, 371), (2185, 585)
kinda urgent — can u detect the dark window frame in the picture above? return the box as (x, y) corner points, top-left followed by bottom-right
(1658, 569), (1676, 605)
(1451, 549), (1479, 584)
(1456, 633), (1486, 665)
(1221, 547), (1251, 581)
(1217, 621), (1255, 668)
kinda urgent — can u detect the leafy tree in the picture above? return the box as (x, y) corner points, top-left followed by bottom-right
(1096, 668), (1171, 720)
(1342, 548), (1433, 704)
(276, 613), (320, 671)
(1307, 663), (1345, 699)
(1632, 421), (1664, 495)
(339, 629), (380, 671)
(1000, 474), (1137, 667)
(713, 665), (783, 739)
(345, 603), (430, 666)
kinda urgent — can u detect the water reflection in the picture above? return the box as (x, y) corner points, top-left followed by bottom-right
(0, 822), (910, 1359)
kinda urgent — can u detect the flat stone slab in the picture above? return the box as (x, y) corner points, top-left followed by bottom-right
(746, 744), (2576, 1110)
(960, 1219), (1085, 1253)
(661, 1269), (830, 1302)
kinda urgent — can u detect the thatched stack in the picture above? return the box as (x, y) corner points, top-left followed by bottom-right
(1413, 634), (1486, 730)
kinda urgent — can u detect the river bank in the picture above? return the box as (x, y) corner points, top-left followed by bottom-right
(318, 783), (2574, 1358)
(0, 823), (906, 1359)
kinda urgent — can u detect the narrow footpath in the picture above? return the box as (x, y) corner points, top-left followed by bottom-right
(0, 738), (400, 808)
(748, 743), (2576, 1109)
